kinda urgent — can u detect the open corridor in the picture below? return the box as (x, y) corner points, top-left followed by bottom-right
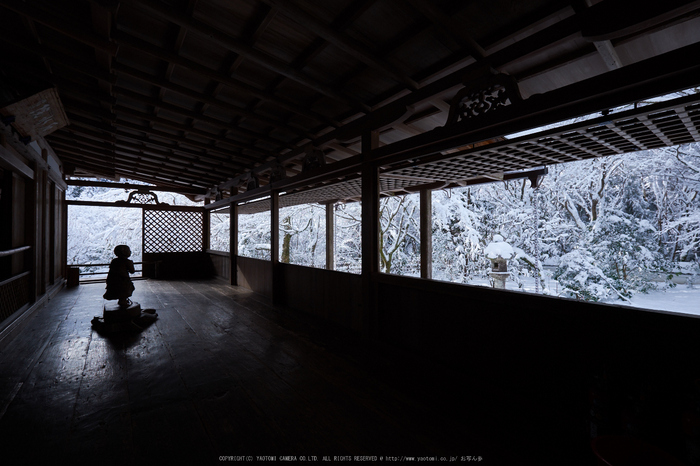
(0, 279), (508, 465)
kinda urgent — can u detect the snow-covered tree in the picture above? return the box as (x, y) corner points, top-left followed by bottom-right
(379, 194), (420, 276)
(210, 209), (230, 252)
(238, 210), (271, 260)
(335, 202), (362, 274)
(278, 204), (326, 268)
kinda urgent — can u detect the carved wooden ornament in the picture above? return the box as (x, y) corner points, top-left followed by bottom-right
(445, 73), (523, 126)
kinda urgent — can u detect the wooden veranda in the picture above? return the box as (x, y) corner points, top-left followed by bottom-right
(3, 1), (700, 464)
(0, 279), (512, 464)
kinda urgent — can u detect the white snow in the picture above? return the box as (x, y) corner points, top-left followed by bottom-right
(66, 134), (700, 318)
(484, 236), (515, 260)
(461, 275), (700, 316)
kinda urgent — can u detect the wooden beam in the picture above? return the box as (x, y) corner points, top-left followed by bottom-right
(0, 35), (117, 84)
(0, 142), (35, 180)
(66, 200), (203, 212)
(65, 179), (204, 196)
(0, 0), (119, 55)
(111, 87), (287, 153)
(206, 0), (586, 197)
(114, 106), (265, 161)
(0, 34), (292, 154)
(370, 40), (700, 168)
(51, 143), (219, 187)
(111, 30), (337, 128)
(111, 62), (308, 139)
(246, 0), (375, 138)
(405, 0), (486, 60)
(62, 98), (265, 162)
(50, 132), (243, 173)
(593, 40), (624, 70)
(54, 124), (249, 171)
(258, 0), (419, 90)
(91, 0), (115, 102)
(119, 0), (367, 112)
(62, 112), (260, 168)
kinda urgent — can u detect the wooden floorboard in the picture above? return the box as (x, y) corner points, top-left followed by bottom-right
(0, 279), (503, 464)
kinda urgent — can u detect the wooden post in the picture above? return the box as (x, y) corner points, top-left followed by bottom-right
(25, 166), (37, 303)
(141, 207), (146, 274)
(420, 188), (432, 279)
(48, 181), (55, 285)
(325, 202), (334, 270)
(40, 149), (49, 294)
(361, 130), (380, 340)
(230, 202), (238, 286)
(61, 189), (67, 282)
(202, 198), (211, 252)
(270, 191), (281, 305)
(0, 172), (11, 278)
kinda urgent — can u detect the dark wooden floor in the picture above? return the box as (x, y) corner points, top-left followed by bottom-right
(0, 279), (511, 465)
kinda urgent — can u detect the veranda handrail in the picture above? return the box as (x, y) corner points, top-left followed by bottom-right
(0, 246), (31, 258)
(67, 261), (145, 268)
(0, 271), (31, 288)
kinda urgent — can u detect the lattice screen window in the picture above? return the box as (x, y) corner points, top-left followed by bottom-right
(143, 209), (203, 253)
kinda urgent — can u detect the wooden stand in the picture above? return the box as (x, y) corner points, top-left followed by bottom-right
(91, 302), (158, 332)
(103, 301), (141, 323)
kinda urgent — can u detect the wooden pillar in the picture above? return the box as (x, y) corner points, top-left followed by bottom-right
(230, 202), (238, 286)
(361, 130), (380, 340)
(270, 191), (281, 305)
(39, 149), (49, 294)
(25, 166), (37, 302)
(420, 188), (432, 279)
(202, 199), (211, 252)
(48, 181), (55, 285)
(325, 202), (334, 270)
(0, 171), (11, 278)
(61, 189), (67, 281)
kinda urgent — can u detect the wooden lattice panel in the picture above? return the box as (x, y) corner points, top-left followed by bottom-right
(282, 178), (363, 206)
(386, 98), (700, 183)
(0, 273), (30, 322)
(234, 95), (700, 207)
(237, 178), (365, 214)
(143, 209), (203, 253)
(237, 198), (270, 215)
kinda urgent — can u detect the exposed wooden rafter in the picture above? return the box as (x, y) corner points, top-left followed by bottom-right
(1, 0), (699, 199)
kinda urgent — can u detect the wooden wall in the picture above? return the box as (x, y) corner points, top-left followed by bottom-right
(142, 252), (215, 279)
(0, 132), (66, 332)
(222, 254), (700, 462)
(208, 251), (230, 281)
(279, 263), (362, 331)
(375, 273), (700, 463)
(237, 256), (272, 297)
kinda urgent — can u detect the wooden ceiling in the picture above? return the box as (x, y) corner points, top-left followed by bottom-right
(2, 0), (700, 200)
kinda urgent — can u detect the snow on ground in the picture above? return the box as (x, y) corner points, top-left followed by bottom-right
(459, 274), (700, 317)
(625, 287), (700, 316)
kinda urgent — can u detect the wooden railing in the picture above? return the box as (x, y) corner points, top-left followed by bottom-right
(67, 262), (144, 282)
(0, 246), (31, 258)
